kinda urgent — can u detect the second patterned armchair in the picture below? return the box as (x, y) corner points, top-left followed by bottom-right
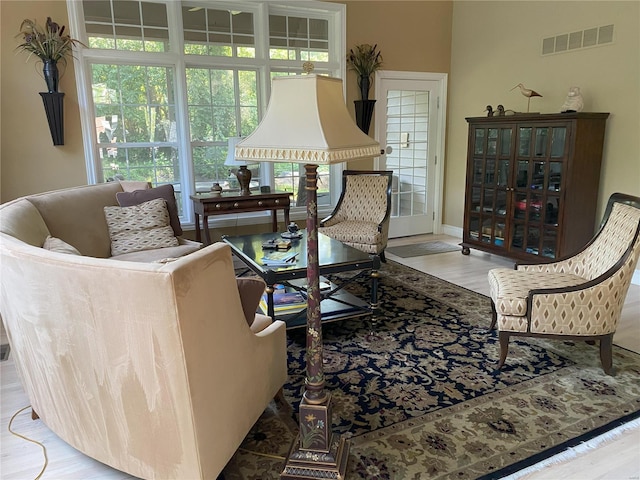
(488, 193), (640, 375)
(320, 170), (393, 261)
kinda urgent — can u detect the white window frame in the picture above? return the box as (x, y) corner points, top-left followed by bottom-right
(67, 0), (347, 228)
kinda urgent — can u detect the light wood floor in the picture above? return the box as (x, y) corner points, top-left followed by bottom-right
(1, 234), (638, 479)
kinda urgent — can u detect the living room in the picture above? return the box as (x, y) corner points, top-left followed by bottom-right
(1, 1), (639, 479)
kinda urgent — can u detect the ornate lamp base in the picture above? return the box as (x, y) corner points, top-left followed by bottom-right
(280, 394), (350, 479)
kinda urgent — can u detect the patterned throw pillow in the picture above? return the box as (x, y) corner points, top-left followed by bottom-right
(104, 198), (179, 256)
(116, 184), (183, 236)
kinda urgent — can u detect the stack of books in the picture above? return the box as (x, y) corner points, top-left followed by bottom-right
(258, 289), (307, 315)
(261, 238), (292, 250)
(261, 250), (298, 267)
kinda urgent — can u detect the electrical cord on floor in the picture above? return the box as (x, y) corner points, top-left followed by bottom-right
(8, 405), (48, 480)
(237, 448), (285, 461)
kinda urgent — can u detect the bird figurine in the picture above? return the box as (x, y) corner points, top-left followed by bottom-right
(496, 104), (505, 116)
(485, 105), (494, 117)
(560, 86), (584, 113)
(510, 83), (543, 112)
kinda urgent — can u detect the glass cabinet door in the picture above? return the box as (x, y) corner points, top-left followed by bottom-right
(509, 122), (568, 259)
(467, 125), (512, 249)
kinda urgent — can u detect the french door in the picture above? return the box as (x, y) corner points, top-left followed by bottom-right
(374, 71), (447, 237)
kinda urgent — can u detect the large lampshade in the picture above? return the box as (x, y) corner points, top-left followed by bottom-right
(236, 74), (379, 479)
(235, 75), (379, 165)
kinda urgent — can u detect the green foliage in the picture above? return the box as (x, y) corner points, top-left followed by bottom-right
(346, 43), (383, 78)
(16, 17), (84, 64)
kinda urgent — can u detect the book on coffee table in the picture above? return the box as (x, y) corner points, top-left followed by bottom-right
(261, 250), (298, 267)
(258, 290), (307, 314)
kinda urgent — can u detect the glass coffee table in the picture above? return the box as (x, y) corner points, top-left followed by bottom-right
(222, 230), (381, 329)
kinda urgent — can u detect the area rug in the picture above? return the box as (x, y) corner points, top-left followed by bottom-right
(386, 241), (460, 258)
(223, 261), (640, 479)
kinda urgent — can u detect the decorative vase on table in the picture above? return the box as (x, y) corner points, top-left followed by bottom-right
(43, 59), (59, 93)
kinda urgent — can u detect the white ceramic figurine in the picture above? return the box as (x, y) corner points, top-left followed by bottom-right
(560, 86), (584, 113)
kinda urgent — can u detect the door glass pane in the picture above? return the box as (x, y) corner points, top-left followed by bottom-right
(516, 161), (529, 188)
(474, 129), (485, 155)
(542, 229), (557, 258)
(487, 128), (498, 155)
(530, 193), (543, 222)
(473, 159), (483, 183)
(471, 187), (481, 212)
(534, 128), (548, 157)
(549, 162), (562, 191)
(526, 226), (540, 255)
(512, 223), (524, 250)
(496, 190), (507, 217)
(483, 188), (494, 213)
(500, 129), (512, 156)
(519, 127), (531, 156)
(545, 196), (560, 225)
(497, 160), (509, 186)
(514, 193), (527, 219)
(469, 216), (480, 241)
(531, 161), (544, 190)
(485, 159), (495, 184)
(551, 127), (566, 157)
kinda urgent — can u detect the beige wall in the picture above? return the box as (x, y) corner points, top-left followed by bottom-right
(446, 1), (640, 229)
(1, 0), (86, 203)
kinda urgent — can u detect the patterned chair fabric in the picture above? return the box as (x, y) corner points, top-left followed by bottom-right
(487, 193), (640, 374)
(320, 170), (393, 259)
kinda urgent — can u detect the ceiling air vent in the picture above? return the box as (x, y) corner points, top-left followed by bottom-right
(542, 24), (614, 55)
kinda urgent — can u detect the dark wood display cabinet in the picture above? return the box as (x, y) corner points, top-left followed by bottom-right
(461, 112), (609, 261)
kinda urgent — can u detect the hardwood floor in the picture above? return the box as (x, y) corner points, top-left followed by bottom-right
(1, 234), (638, 479)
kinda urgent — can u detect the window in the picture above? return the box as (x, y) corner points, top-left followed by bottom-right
(69, 0), (346, 226)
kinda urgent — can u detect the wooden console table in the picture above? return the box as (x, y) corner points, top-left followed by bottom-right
(191, 192), (291, 245)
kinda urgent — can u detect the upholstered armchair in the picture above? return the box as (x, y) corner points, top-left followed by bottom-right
(320, 170), (393, 261)
(488, 193), (640, 374)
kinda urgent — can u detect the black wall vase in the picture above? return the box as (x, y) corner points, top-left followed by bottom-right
(40, 92), (65, 146)
(358, 75), (371, 100)
(354, 99), (376, 134)
(43, 59), (60, 93)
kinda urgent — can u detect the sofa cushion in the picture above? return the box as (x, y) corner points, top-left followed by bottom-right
(0, 199), (50, 247)
(104, 198), (179, 256)
(116, 184), (183, 236)
(236, 277), (267, 326)
(27, 182), (124, 258)
(111, 238), (201, 262)
(43, 235), (82, 255)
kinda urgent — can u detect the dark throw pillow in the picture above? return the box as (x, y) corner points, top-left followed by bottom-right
(236, 277), (267, 325)
(116, 184), (183, 236)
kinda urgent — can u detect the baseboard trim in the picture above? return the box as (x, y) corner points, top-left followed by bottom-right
(442, 224), (640, 286)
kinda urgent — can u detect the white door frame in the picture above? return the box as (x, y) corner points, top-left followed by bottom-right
(374, 70), (448, 235)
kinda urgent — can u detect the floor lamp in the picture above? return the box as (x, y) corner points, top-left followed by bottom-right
(235, 75), (379, 478)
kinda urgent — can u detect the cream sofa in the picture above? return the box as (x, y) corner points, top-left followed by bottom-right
(0, 181), (288, 479)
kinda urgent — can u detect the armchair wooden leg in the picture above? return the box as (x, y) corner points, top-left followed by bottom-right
(489, 301), (497, 331)
(600, 333), (614, 375)
(497, 331), (510, 369)
(31, 409), (39, 420)
(379, 250), (387, 263)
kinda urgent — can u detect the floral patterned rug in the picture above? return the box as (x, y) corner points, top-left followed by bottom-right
(223, 261), (640, 479)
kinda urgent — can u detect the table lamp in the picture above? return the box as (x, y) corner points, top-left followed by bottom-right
(235, 74), (380, 478)
(225, 136), (254, 196)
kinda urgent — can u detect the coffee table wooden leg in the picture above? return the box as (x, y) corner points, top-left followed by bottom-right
(265, 284), (275, 319)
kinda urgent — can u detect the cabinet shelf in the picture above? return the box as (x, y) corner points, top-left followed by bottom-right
(462, 112), (609, 261)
